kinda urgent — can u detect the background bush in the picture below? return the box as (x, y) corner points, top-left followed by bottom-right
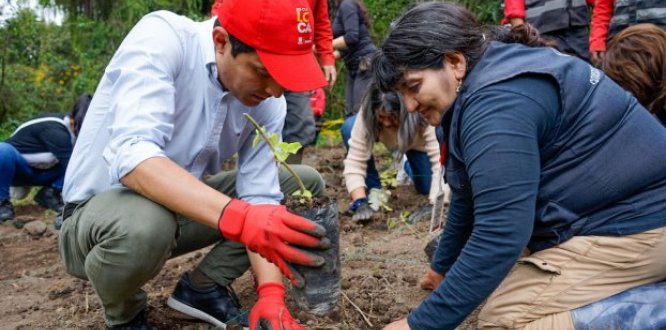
(0, 0), (501, 139)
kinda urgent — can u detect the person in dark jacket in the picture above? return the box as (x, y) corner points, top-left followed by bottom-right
(502, 0), (591, 61)
(332, 0), (377, 116)
(373, 2), (666, 329)
(0, 94), (91, 222)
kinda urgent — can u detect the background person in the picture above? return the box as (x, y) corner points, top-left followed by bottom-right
(210, 0), (338, 164)
(589, 0), (666, 66)
(0, 93), (91, 222)
(373, 2), (666, 329)
(283, 0), (337, 164)
(602, 23), (666, 125)
(332, 0), (377, 117)
(342, 84), (441, 222)
(58, 0), (329, 329)
(502, 0), (591, 61)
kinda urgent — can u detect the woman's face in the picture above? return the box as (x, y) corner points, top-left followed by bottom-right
(395, 53), (466, 126)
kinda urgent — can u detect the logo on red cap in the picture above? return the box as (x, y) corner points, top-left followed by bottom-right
(296, 7), (313, 46)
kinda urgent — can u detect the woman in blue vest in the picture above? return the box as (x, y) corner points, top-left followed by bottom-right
(373, 2), (666, 330)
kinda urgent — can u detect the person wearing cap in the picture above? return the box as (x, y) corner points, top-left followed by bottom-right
(210, 0), (336, 163)
(57, 0), (329, 329)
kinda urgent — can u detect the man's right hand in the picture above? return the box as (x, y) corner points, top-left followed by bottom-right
(218, 199), (329, 287)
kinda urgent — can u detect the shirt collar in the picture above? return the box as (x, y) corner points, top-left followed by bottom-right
(198, 17), (228, 93)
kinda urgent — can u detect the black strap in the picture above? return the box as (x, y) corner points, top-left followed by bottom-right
(62, 202), (79, 220)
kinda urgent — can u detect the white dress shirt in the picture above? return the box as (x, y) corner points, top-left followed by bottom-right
(64, 11), (286, 205)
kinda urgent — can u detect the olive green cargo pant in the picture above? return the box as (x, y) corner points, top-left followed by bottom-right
(58, 165), (325, 326)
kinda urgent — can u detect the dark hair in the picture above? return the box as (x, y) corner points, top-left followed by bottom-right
(71, 93), (92, 137)
(373, 1), (550, 92)
(603, 24), (666, 124)
(361, 84), (426, 154)
(214, 18), (255, 57)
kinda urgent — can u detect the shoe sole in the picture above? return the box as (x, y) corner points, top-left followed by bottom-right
(166, 296), (248, 330)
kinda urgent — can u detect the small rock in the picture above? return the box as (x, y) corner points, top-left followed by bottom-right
(24, 220), (47, 236)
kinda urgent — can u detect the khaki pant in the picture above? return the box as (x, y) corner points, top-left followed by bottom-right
(58, 165), (325, 325)
(478, 226), (666, 330)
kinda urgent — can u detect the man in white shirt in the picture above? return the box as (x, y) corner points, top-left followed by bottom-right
(59, 1), (329, 329)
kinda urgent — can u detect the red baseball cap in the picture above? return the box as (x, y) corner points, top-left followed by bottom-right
(217, 0), (328, 92)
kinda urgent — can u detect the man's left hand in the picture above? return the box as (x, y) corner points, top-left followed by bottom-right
(250, 282), (304, 330)
(383, 318), (411, 330)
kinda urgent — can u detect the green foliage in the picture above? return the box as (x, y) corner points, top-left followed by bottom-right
(251, 126), (303, 163)
(379, 168), (398, 189)
(387, 210), (411, 230)
(0, 0), (208, 139)
(0, 0), (501, 138)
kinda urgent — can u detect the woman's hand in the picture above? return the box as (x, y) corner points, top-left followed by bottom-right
(383, 318), (411, 330)
(420, 268), (444, 290)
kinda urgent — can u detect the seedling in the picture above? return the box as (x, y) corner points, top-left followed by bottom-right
(387, 210), (410, 230)
(243, 113), (312, 204)
(368, 168), (397, 212)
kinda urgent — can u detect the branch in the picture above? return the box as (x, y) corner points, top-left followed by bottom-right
(341, 291), (373, 327)
(242, 113), (308, 196)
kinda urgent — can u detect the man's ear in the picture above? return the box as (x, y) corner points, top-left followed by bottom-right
(443, 52), (467, 80)
(212, 26), (229, 54)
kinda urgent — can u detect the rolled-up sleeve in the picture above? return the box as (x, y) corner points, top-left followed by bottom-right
(101, 13), (183, 184)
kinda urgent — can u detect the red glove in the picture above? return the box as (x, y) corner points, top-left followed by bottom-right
(219, 199), (329, 287)
(250, 282), (304, 330)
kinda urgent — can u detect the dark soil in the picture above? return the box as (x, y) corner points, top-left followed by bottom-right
(0, 145), (478, 329)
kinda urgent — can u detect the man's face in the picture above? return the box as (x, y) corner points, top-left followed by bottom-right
(213, 27), (285, 106)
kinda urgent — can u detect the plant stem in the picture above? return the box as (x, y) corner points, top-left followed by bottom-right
(243, 113), (308, 196)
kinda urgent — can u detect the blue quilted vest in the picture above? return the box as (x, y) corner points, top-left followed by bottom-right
(444, 42), (666, 251)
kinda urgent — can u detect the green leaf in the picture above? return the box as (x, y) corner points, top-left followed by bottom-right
(268, 132), (280, 147)
(282, 141), (302, 155)
(274, 150), (289, 162)
(252, 132), (261, 148)
(292, 189), (312, 199)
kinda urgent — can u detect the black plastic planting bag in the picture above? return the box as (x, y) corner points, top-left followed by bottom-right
(290, 200), (340, 316)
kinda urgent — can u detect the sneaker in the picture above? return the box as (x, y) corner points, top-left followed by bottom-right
(107, 309), (152, 330)
(0, 200), (14, 222)
(34, 187), (64, 212)
(167, 273), (249, 329)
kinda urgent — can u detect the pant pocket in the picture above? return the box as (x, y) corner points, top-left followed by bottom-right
(518, 256), (562, 275)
